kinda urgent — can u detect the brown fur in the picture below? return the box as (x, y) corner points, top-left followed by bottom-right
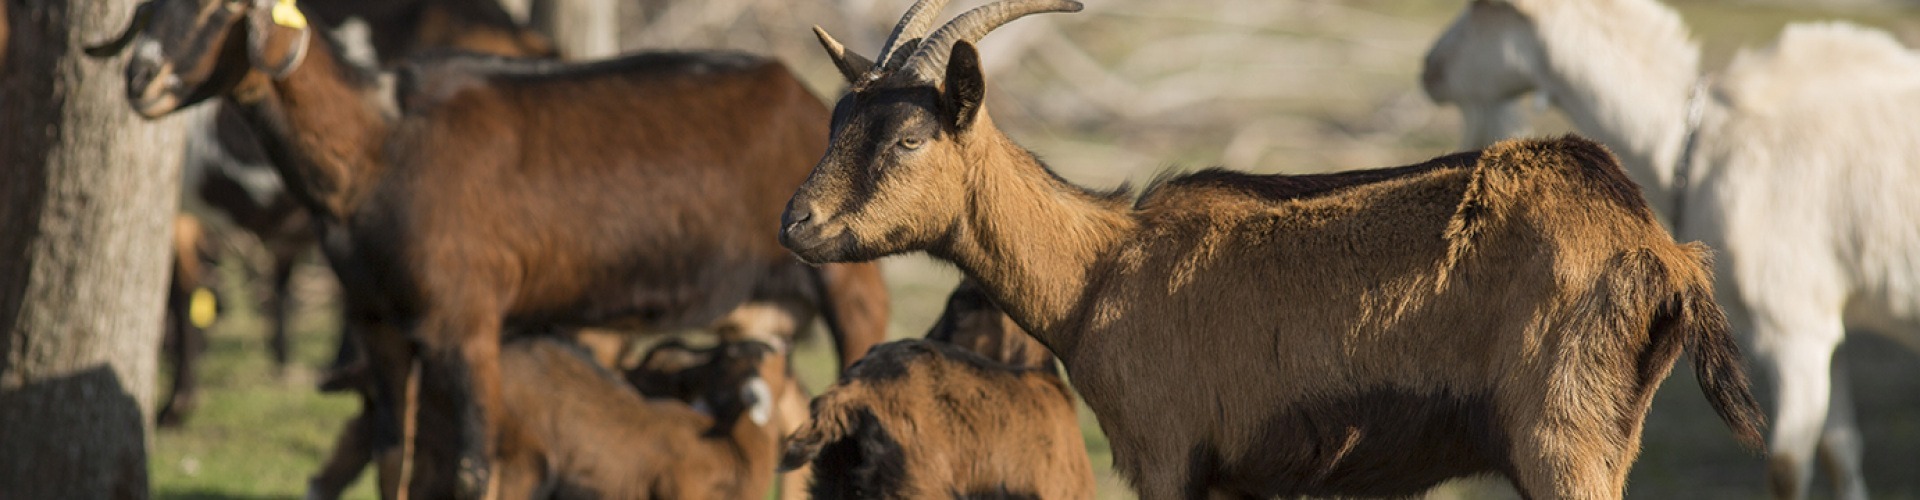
(104, 3), (890, 497)
(628, 336), (815, 500)
(783, 24), (1765, 499)
(489, 338), (782, 500)
(781, 282), (1094, 499)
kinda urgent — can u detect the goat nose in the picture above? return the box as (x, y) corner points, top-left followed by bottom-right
(779, 206), (815, 245)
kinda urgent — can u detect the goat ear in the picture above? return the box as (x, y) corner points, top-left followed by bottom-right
(941, 41), (986, 132)
(245, 0), (312, 79)
(813, 26), (873, 84)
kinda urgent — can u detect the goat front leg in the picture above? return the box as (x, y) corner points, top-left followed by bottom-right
(268, 254), (297, 371)
(410, 309), (506, 500)
(816, 262), (890, 368)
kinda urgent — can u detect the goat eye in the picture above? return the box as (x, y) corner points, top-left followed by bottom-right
(897, 137), (924, 150)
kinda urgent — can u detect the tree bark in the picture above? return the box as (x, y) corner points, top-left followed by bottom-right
(0, 1), (186, 498)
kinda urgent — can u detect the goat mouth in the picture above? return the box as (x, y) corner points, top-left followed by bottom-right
(780, 224), (855, 264)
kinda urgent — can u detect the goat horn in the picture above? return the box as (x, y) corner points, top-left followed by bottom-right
(873, 0), (953, 74)
(83, 1), (155, 58)
(904, 0), (1083, 83)
(813, 26), (874, 83)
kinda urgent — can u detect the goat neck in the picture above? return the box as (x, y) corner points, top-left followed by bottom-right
(227, 31), (390, 222)
(929, 114), (1137, 344)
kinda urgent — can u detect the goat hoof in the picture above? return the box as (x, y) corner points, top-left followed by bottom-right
(456, 457), (491, 499)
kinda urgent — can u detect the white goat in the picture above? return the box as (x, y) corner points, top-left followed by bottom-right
(1422, 2), (1920, 499)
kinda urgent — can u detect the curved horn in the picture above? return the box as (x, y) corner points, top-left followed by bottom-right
(873, 0), (953, 73)
(83, 2), (155, 58)
(813, 26), (873, 83)
(904, 0), (1082, 82)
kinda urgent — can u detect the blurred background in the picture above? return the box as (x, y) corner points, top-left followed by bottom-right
(64, 0), (1917, 498)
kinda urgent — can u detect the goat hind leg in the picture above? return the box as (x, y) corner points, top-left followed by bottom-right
(1816, 351), (1868, 500)
(1756, 314), (1845, 500)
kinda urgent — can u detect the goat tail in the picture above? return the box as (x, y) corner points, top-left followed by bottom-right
(778, 386), (867, 472)
(1662, 264), (1767, 452)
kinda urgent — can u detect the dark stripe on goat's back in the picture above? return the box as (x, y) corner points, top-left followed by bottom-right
(1136, 151), (1481, 209)
(844, 340), (1060, 384)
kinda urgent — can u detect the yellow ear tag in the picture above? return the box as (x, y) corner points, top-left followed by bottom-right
(271, 0), (307, 30)
(189, 288), (218, 328)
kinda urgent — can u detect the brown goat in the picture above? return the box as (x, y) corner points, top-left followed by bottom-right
(91, 1), (888, 496)
(629, 309), (818, 500)
(490, 337), (784, 499)
(782, 1), (1765, 498)
(781, 280), (1093, 499)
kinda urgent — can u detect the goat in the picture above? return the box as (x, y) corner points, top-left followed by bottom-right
(90, 1), (888, 496)
(781, 280), (1093, 499)
(179, 0), (551, 376)
(315, 336), (786, 499)
(492, 337), (783, 499)
(783, 1), (1766, 498)
(629, 334), (814, 500)
(1422, 2), (1920, 498)
(160, 213), (222, 427)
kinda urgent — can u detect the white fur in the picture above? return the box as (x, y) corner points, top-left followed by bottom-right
(1424, 2), (1920, 499)
(745, 378), (774, 427)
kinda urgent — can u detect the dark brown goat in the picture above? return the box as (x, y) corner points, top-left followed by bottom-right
(90, 1), (887, 497)
(167, 0), (555, 427)
(781, 280), (1093, 499)
(783, 1), (1764, 498)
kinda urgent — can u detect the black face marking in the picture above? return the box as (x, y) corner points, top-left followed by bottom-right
(820, 87), (943, 219)
(805, 408), (907, 499)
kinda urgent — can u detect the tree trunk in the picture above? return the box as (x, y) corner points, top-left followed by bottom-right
(0, 0), (186, 498)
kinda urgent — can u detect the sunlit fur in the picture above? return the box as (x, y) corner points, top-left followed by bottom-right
(784, 32), (1764, 497)
(1424, 2), (1920, 498)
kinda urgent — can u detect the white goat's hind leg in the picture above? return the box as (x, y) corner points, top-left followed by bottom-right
(1816, 352), (1869, 500)
(1757, 313), (1846, 500)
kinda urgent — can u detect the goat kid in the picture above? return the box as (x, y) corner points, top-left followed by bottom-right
(782, 279), (1094, 499)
